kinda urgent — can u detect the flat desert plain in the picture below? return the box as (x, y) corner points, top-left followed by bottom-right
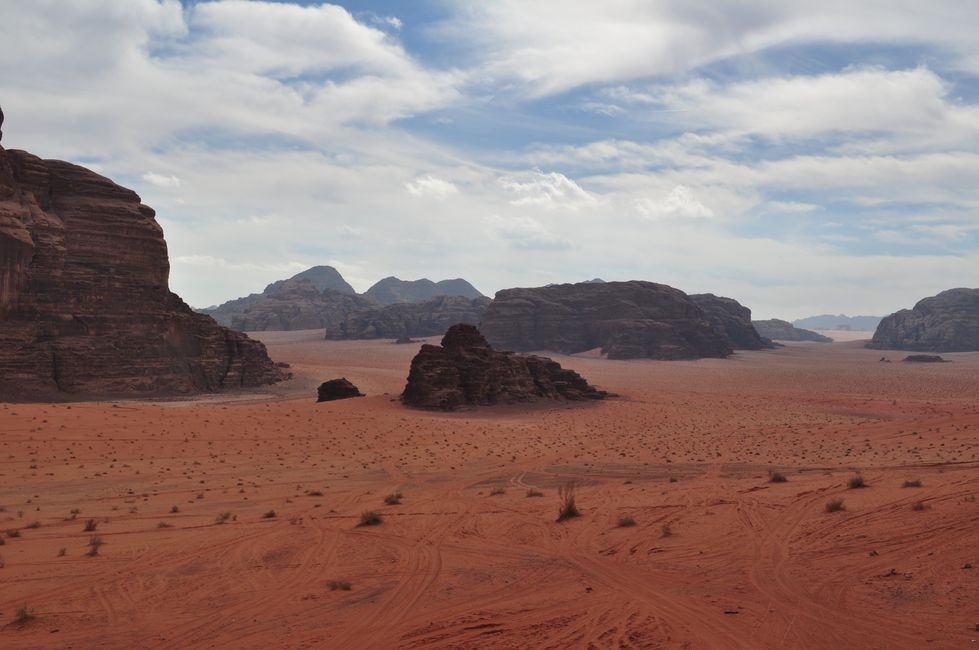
(2, 332), (978, 649)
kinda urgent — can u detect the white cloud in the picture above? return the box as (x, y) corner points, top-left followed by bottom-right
(142, 172), (181, 188)
(405, 175), (459, 199)
(635, 185), (714, 221)
(486, 215), (571, 251)
(499, 170), (595, 210)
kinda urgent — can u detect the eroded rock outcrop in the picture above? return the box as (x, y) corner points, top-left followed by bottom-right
(402, 325), (609, 410)
(690, 293), (771, 350)
(364, 276), (483, 305)
(752, 319), (832, 343)
(317, 378), (364, 402)
(0, 130), (285, 399)
(327, 295), (489, 340)
(868, 289), (979, 352)
(201, 265), (355, 327)
(479, 281), (732, 360)
(229, 278), (374, 332)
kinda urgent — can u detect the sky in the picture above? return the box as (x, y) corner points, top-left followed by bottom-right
(1, 1), (978, 319)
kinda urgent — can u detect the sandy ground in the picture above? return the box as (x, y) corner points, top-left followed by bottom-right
(1, 331), (977, 649)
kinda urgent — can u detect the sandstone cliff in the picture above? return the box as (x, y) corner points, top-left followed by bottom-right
(401, 325), (608, 410)
(0, 122), (285, 399)
(326, 295), (489, 340)
(479, 281), (732, 360)
(689, 293), (771, 350)
(867, 288), (979, 352)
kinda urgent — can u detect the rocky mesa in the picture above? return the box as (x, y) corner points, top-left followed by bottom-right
(0, 116), (285, 399)
(868, 288), (979, 352)
(327, 295), (490, 340)
(752, 319), (832, 343)
(479, 281), (734, 360)
(402, 324), (609, 410)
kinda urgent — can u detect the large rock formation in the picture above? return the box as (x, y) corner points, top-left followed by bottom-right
(229, 278), (375, 332)
(479, 281), (732, 360)
(752, 319), (832, 342)
(868, 288), (979, 352)
(364, 276), (483, 305)
(0, 123), (285, 399)
(326, 295), (490, 340)
(201, 265), (355, 327)
(402, 325), (609, 410)
(690, 293), (771, 350)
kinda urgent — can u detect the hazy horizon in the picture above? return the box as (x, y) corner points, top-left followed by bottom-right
(2, 1), (977, 320)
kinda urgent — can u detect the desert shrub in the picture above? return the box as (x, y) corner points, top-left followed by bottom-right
(215, 511), (233, 524)
(358, 511), (382, 527)
(83, 519), (97, 532)
(911, 501), (927, 511)
(489, 487), (506, 496)
(25, 521), (41, 529)
(170, 505), (180, 513)
(526, 488), (544, 497)
(668, 477), (678, 483)
(384, 493), (402, 505)
(307, 490), (324, 497)
(87, 536), (103, 556)
(262, 510), (276, 519)
(157, 522), (171, 528)
(768, 471), (788, 483)
(826, 498), (845, 513)
(902, 479), (922, 488)
(58, 547), (66, 556)
(556, 483), (580, 522)
(660, 524), (673, 537)
(6, 529), (20, 538)
(617, 516), (636, 528)
(847, 475), (867, 489)
(13, 605), (35, 625)
(327, 580), (352, 591)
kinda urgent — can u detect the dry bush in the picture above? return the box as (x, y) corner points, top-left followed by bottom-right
(556, 482), (580, 522)
(826, 498), (845, 513)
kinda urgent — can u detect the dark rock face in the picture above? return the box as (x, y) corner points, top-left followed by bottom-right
(316, 378), (364, 402)
(201, 265), (355, 327)
(479, 281), (732, 360)
(364, 276), (483, 305)
(229, 279), (375, 332)
(326, 296), (490, 340)
(401, 325), (609, 410)
(868, 289), (979, 352)
(903, 354), (946, 363)
(689, 293), (771, 350)
(0, 142), (285, 400)
(752, 319), (832, 342)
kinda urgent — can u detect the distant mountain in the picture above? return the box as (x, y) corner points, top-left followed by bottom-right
(364, 277), (484, 306)
(264, 265), (354, 296)
(200, 267), (485, 331)
(793, 314), (881, 331)
(753, 319), (832, 342)
(200, 265), (355, 327)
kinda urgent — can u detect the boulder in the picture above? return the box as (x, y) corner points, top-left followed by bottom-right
(479, 281), (732, 360)
(0, 132), (285, 399)
(902, 355), (946, 363)
(752, 319), (832, 342)
(401, 325), (609, 410)
(316, 378), (365, 402)
(868, 288), (979, 352)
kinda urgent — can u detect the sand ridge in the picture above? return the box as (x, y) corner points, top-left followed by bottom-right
(1, 332), (978, 648)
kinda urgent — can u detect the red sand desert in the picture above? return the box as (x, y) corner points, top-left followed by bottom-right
(1, 332), (977, 648)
